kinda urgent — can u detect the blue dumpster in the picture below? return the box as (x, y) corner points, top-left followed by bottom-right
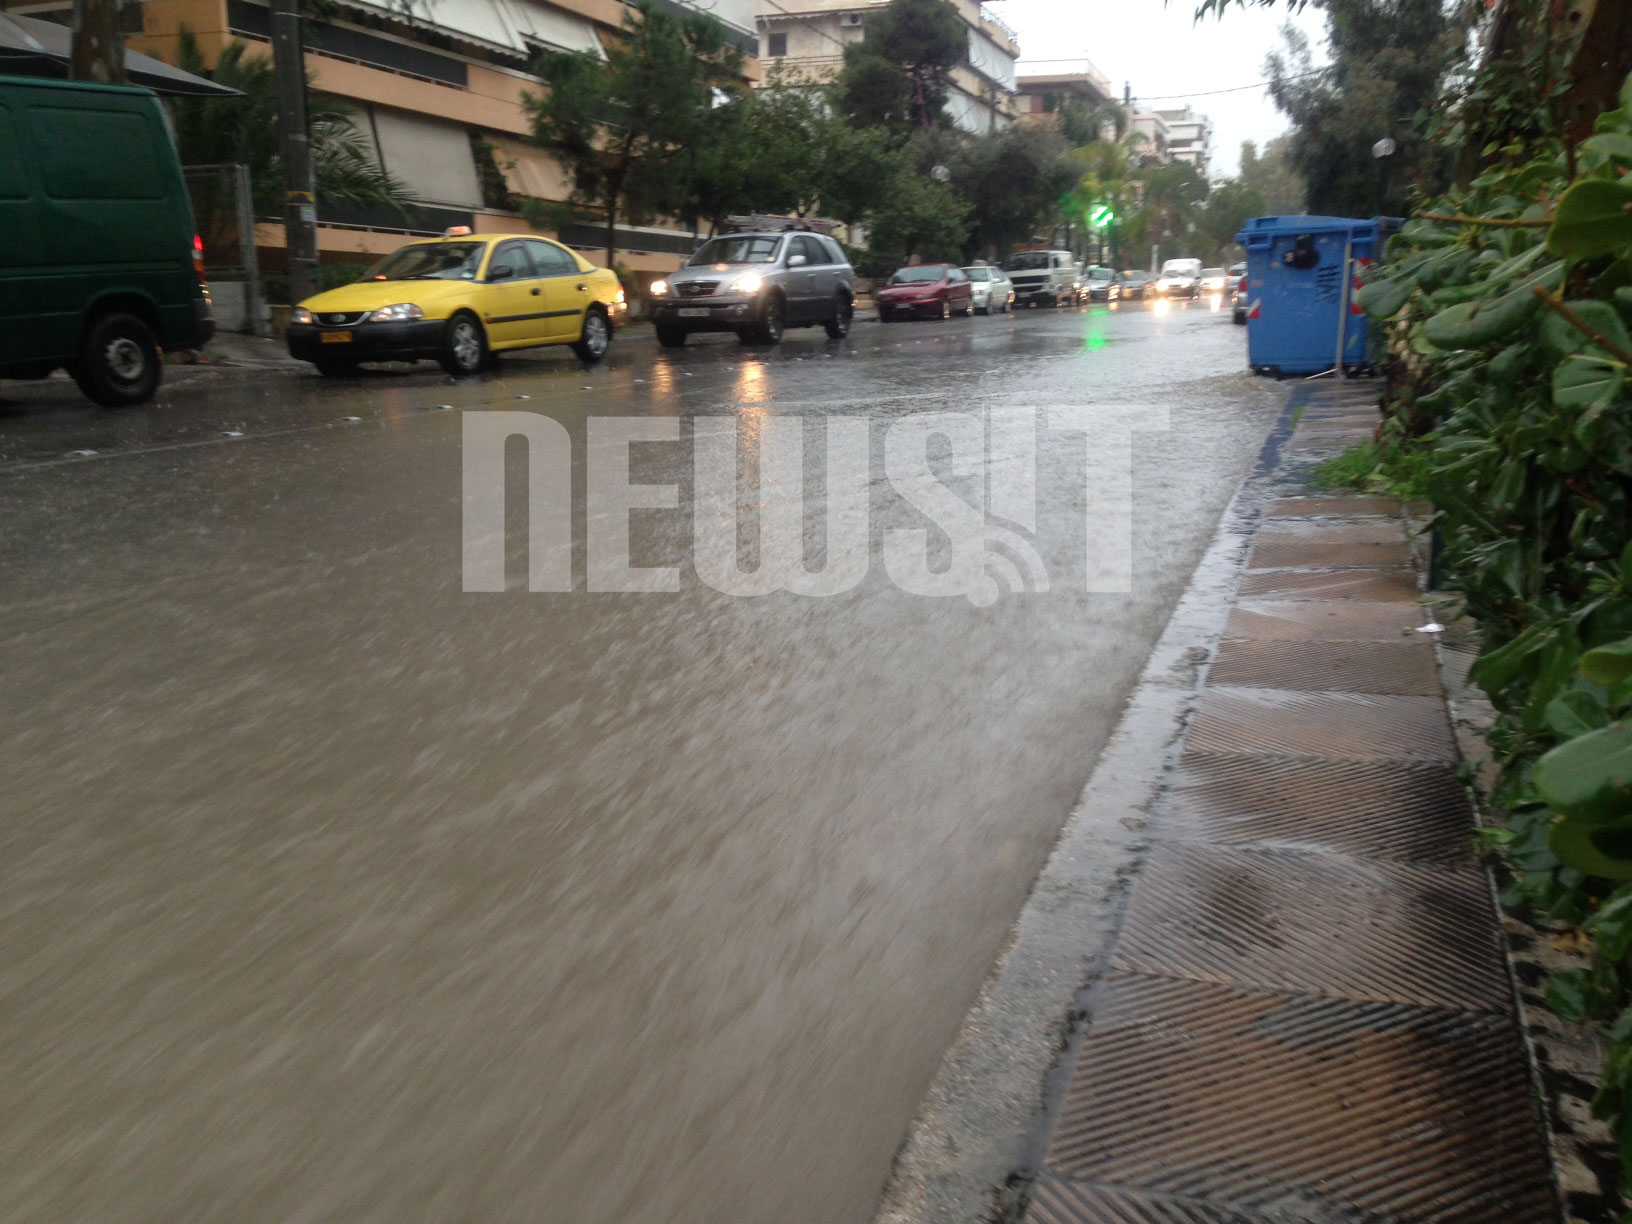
(1233, 215), (1401, 376)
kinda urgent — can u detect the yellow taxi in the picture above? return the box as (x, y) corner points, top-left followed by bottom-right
(285, 228), (627, 376)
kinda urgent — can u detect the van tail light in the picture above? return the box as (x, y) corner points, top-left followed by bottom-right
(192, 234), (206, 285)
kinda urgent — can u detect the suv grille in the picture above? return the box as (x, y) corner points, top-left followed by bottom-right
(677, 281), (718, 298)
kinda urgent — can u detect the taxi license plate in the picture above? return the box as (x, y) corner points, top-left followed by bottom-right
(678, 308), (710, 318)
(320, 330), (353, 344)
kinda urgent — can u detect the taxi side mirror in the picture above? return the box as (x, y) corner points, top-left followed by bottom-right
(488, 264), (515, 281)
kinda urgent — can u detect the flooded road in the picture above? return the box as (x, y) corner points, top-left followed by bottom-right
(2, 299), (1281, 1224)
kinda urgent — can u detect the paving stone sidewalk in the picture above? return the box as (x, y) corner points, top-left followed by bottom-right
(1020, 382), (1563, 1224)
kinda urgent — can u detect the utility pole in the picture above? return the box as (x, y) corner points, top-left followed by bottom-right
(70, 0), (127, 84)
(271, 0), (319, 305)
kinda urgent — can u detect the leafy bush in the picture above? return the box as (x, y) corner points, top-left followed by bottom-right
(1358, 73), (1632, 1188)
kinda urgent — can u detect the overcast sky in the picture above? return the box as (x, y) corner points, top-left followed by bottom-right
(993, 0), (1331, 178)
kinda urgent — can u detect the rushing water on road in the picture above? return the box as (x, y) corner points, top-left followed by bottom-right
(2, 301), (1281, 1224)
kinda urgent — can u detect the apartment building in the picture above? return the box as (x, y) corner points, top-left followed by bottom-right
(752, 0), (1018, 133)
(1128, 110), (1171, 165)
(1155, 105), (1211, 176)
(0, 0), (758, 274)
(1013, 58), (1114, 127)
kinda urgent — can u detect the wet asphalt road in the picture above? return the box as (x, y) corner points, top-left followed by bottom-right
(1, 297), (1282, 1224)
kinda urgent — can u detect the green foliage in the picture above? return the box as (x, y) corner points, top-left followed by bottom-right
(1356, 59), (1632, 1192)
(1194, 179), (1268, 264)
(832, 0), (964, 133)
(864, 169), (971, 266)
(950, 123), (1075, 259)
(524, 1), (742, 262)
(1263, 3), (1467, 219)
(168, 32), (410, 255)
(1237, 136), (1305, 216)
(1308, 436), (1435, 500)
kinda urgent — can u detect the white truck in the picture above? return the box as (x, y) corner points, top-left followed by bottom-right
(1003, 249), (1079, 307)
(1156, 258), (1202, 298)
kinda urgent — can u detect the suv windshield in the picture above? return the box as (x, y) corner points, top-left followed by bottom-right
(1003, 252), (1050, 271)
(368, 242), (485, 281)
(689, 236), (783, 266)
(890, 265), (948, 284)
(963, 267), (992, 282)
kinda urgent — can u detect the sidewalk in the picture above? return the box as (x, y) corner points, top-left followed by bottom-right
(1020, 381), (1560, 1222)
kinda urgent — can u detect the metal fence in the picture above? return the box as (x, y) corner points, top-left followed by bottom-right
(182, 163), (267, 337)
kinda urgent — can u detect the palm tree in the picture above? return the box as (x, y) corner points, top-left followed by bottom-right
(169, 32), (410, 254)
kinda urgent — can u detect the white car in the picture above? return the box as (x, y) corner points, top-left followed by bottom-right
(1199, 267), (1229, 293)
(962, 264), (1014, 314)
(1157, 258), (1202, 298)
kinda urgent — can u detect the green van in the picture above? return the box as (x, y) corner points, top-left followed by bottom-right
(0, 74), (213, 406)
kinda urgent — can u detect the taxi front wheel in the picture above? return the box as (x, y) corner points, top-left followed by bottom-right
(439, 311), (486, 377)
(73, 312), (161, 407)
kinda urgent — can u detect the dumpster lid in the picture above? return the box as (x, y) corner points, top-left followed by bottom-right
(1234, 214), (1402, 245)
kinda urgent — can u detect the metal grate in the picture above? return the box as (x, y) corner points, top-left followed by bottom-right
(1027, 1178), (1272, 1223)
(1042, 975), (1558, 1222)
(1208, 638), (1440, 695)
(1159, 753), (1474, 863)
(1186, 687), (1456, 762)
(1223, 600), (1423, 641)
(1236, 568), (1421, 602)
(1112, 843), (1510, 1010)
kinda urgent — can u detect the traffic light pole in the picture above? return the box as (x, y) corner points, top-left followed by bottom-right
(271, 0), (318, 305)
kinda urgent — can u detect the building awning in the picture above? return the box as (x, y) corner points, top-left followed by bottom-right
(344, 0), (603, 59)
(0, 12), (242, 96)
(486, 133), (572, 201)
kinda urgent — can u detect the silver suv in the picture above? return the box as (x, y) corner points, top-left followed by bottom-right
(650, 231), (855, 346)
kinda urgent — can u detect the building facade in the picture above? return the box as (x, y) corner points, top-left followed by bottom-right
(2, 0), (759, 275)
(1012, 58), (1113, 128)
(752, 0), (1019, 133)
(1128, 110), (1171, 165)
(1155, 105), (1210, 175)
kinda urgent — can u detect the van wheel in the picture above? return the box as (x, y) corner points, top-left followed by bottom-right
(572, 307), (611, 363)
(439, 311), (486, 376)
(823, 296), (853, 339)
(73, 312), (161, 407)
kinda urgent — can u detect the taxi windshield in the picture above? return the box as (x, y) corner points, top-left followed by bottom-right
(689, 236), (783, 266)
(367, 242), (486, 282)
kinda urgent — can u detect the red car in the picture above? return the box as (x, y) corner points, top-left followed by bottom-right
(876, 263), (975, 321)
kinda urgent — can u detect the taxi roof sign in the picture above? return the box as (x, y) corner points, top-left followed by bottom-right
(443, 225), (473, 237)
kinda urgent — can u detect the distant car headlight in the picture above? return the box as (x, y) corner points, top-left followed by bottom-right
(291, 307), (313, 325)
(730, 272), (763, 295)
(367, 303), (424, 322)
(650, 279), (668, 296)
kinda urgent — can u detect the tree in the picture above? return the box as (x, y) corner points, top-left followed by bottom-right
(865, 169), (970, 266)
(952, 123), (1075, 259)
(1264, 3), (1466, 218)
(168, 34), (409, 253)
(71, 0), (125, 84)
(1237, 136), (1304, 215)
(1193, 179), (1267, 262)
(1059, 100), (1128, 149)
(526, 2), (742, 264)
(1123, 160), (1209, 266)
(833, 0), (965, 133)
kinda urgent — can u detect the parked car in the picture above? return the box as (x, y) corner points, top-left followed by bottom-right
(287, 230), (625, 374)
(1119, 270), (1155, 300)
(651, 229), (853, 346)
(877, 264), (974, 321)
(962, 263), (1014, 314)
(1199, 267), (1229, 294)
(1081, 266), (1120, 302)
(1002, 249), (1077, 308)
(0, 74), (215, 406)
(1156, 258), (1202, 298)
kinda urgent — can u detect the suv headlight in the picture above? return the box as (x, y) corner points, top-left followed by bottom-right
(367, 303), (424, 322)
(729, 272), (763, 295)
(291, 307), (313, 325)
(650, 279), (668, 296)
